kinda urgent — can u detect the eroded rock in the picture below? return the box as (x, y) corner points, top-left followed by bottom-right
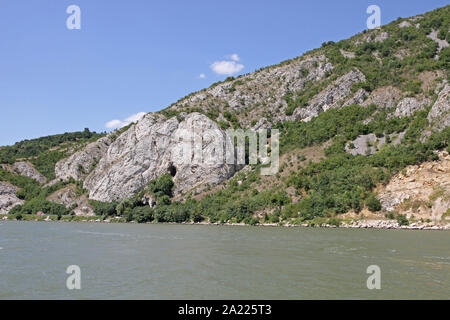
(55, 137), (111, 181)
(378, 151), (450, 221)
(427, 84), (449, 132)
(293, 69), (366, 121)
(1, 162), (46, 184)
(46, 185), (95, 216)
(83, 113), (238, 202)
(392, 97), (431, 118)
(0, 182), (23, 214)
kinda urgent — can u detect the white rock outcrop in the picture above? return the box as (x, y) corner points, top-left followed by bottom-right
(0, 182), (24, 214)
(55, 137), (111, 181)
(427, 29), (449, 54)
(82, 113), (237, 202)
(1, 161), (47, 184)
(392, 97), (431, 118)
(293, 69), (366, 121)
(427, 84), (449, 132)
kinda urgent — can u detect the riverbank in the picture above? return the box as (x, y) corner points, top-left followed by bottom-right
(2, 214), (449, 230)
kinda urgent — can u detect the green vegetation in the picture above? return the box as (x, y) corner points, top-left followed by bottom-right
(0, 128), (105, 179)
(9, 197), (69, 218)
(2, 6), (449, 225)
(397, 214), (410, 226)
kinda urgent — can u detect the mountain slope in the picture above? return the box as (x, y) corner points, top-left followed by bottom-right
(1, 5), (449, 226)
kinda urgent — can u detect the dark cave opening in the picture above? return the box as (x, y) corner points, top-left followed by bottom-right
(168, 163), (177, 177)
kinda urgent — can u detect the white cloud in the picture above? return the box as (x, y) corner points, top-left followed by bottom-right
(229, 53), (240, 61)
(106, 112), (146, 129)
(105, 119), (125, 129)
(198, 73), (206, 79)
(210, 59), (244, 76)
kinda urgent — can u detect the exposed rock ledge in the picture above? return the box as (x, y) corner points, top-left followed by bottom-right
(378, 150), (449, 221)
(293, 69), (366, 121)
(0, 182), (24, 215)
(55, 137), (111, 181)
(61, 112), (239, 202)
(1, 161), (47, 184)
(427, 84), (449, 132)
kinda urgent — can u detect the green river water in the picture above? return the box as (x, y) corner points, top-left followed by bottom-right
(0, 221), (448, 299)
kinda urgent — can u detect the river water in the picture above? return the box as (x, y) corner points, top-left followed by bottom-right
(0, 221), (448, 299)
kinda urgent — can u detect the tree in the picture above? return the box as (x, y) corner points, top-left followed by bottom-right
(397, 214), (409, 226)
(366, 194), (382, 212)
(149, 174), (174, 198)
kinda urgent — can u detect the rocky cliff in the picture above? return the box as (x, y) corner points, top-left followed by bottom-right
(427, 84), (450, 131)
(78, 113), (237, 202)
(1, 162), (46, 184)
(378, 151), (450, 222)
(0, 182), (23, 215)
(0, 5), (448, 224)
(55, 137), (111, 182)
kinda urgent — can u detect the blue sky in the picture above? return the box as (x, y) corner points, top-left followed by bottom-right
(0, 0), (448, 146)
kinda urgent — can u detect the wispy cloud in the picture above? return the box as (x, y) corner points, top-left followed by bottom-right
(229, 53), (240, 62)
(198, 73), (206, 79)
(210, 54), (244, 76)
(105, 112), (146, 129)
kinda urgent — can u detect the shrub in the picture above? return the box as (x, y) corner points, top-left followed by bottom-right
(149, 174), (174, 198)
(397, 214), (409, 226)
(366, 194), (382, 212)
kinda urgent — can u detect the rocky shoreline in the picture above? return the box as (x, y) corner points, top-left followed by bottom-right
(2, 215), (449, 230)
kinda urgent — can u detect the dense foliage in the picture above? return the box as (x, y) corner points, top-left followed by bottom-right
(0, 128), (105, 179)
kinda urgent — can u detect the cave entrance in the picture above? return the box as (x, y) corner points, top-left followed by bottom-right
(168, 163), (177, 177)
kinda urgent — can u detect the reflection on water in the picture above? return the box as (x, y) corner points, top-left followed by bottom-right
(0, 221), (449, 299)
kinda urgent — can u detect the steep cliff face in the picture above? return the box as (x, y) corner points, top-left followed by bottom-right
(81, 113), (237, 202)
(55, 137), (111, 182)
(427, 84), (450, 132)
(0, 182), (23, 215)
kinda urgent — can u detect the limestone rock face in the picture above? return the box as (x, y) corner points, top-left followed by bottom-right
(55, 137), (111, 181)
(345, 132), (405, 156)
(1, 162), (46, 184)
(378, 151), (450, 221)
(83, 113), (237, 202)
(427, 29), (449, 54)
(293, 69), (366, 121)
(427, 84), (450, 132)
(392, 97), (431, 118)
(0, 182), (23, 214)
(342, 88), (368, 107)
